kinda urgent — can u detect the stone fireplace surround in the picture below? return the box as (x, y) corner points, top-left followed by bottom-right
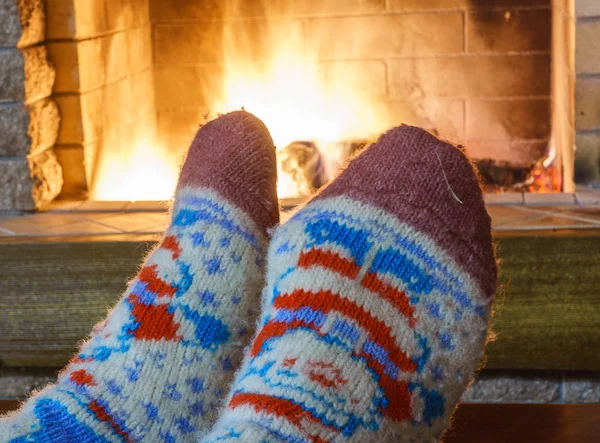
(2, 0), (598, 212)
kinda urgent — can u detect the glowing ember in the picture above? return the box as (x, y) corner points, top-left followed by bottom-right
(92, 141), (179, 201)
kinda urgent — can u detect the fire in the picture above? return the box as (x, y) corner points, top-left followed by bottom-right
(93, 2), (390, 201)
(91, 140), (179, 201)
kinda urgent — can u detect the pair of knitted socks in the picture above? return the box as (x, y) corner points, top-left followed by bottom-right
(1, 111), (496, 442)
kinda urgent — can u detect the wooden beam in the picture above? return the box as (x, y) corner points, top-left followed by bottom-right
(0, 230), (599, 369)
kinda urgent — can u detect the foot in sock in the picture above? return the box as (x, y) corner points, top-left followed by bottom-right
(204, 125), (497, 442)
(0, 111), (279, 443)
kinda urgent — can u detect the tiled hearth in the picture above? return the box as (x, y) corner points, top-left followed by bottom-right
(1, 191), (599, 237)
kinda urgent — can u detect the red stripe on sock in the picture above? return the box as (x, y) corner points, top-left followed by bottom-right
(161, 235), (181, 259)
(230, 392), (335, 442)
(69, 369), (96, 387)
(138, 264), (177, 297)
(89, 400), (133, 443)
(298, 249), (360, 279)
(361, 272), (416, 327)
(249, 316), (414, 421)
(273, 290), (417, 374)
(127, 294), (182, 341)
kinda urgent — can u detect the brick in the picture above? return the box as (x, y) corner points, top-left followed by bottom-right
(465, 139), (548, 164)
(0, 99), (59, 157)
(153, 19), (304, 65)
(129, 69), (155, 115)
(131, 0), (150, 27)
(14, 0), (46, 47)
(576, 76), (600, 131)
(29, 148), (63, 208)
(45, 0), (76, 40)
(128, 27), (152, 73)
(318, 61), (387, 100)
(0, 104), (30, 156)
(54, 94), (83, 144)
(305, 13), (463, 60)
(389, 55), (550, 99)
(381, 99), (465, 141)
(54, 145), (88, 197)
(157, 108), (204, 150)
(467, 8), (551, 52)
(154, 65), (223, 110)
(73, 0), (108, 39)
(577, 0), (600, 17)
(0, 0), (21, 46)
(389, 0), (550, 10)
(0, 46), (54, 103)
(105, 0), (134, 31)
(47, 41), (79, 92)
(1, 0), (45, 48)
(0, 49), (25, 103)
(77, 32), (130, 92)
(277, 0), (385, 16)
(463, 370), (560, 403)
(102, 78), (133, 134)
(22, 45), (56, 102)
(574, 132), (600, 184)
(576, 19), (600, 74)
(563, 373), (600, 403)
(27, 98), (60, 155)
(467, 99), (551, 140)
(0, 158), (34, 210)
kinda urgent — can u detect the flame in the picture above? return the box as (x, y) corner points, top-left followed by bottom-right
(91, 140), (179, 201)
(93, 2), (390, 201)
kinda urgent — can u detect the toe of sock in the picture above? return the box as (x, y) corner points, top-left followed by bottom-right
(317, 124), (497, 299)
(177, 110), (279, 235)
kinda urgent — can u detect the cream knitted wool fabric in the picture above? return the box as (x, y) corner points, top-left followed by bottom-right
(0, 111), (279, 443)
(202, 125), (497, 442)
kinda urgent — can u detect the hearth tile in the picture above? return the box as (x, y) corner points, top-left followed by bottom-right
(0, 213), (86, 234)
(39, 199), (85, 212)
(89, 213), (162, 233)
(484, 193), (524, 205)
(553, 207), (600, 225)
(524, 193), (577, 206)
(77, 201), (130, 212)
(486, 205), (542, 228)
(124, 200), (169, 212)
(495, 212), (599, 230)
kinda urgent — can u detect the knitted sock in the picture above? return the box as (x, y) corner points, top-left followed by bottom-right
(0, 111), (279, 443)
(203, 125), (497, 442)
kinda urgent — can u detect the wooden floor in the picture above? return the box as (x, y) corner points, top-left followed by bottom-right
(1, 401), (598, 441)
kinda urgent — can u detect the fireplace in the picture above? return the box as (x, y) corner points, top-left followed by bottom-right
(1, 0), (592, 211)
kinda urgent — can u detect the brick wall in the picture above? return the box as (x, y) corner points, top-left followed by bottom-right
(46, 0), (156, 197)
(0, 0), (62, 210)
(575, 0), (600, 185)
(150, 0), (552, 169)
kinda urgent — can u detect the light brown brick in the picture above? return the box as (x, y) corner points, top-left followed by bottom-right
(575, 132), (600, 183)
(22, 45), (56, 102)
(54, 94), (84, 144)
(577, 0), (600, 17)
(105, 0), (134, 31)
(157, 108), (205, 152)
(46, 0), (76, 40)
(576, 76), (600, 131)
(318, 61), (387, 100)
(305, 13), (463, 60)
(14, 0), (46, 48)
(130, 70), (155, 116)
(73, 0), (108, 39)
(466, 98), (551, 140)
(465, 139), (548, 164)
(278, 0), (385, 16)
(26, 98), (60, 155)
(103, 32), (130, 85)
(576, 19), (600, 74)
(47, 41), (80, 92)
(131, 0), (150, 27)
(380, 99), (465, 141)
(389, 55), (550, 99)
(77, 32), (130, 92)
(54, 145), (88, 197)
(80, 88), (105, 143)
(467, 8), (551, 53)
(128, 27), (152, 73)
(154, 65), (223, 110)
(388, 0), (550, 10)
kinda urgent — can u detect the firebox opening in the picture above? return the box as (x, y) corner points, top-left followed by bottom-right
(36, 0), (576, 209)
